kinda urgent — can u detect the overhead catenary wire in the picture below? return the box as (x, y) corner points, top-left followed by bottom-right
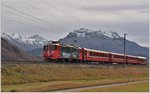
(2, 4), (67, 34)
(23, 1), (68, 29)
(42, 1), (93, 28)
(3, 18), (56, 32)
(2, 1), (93, 43)
(2, 3), (59, 29)
(42, 1), (95, 43)
(2, 8), (62, 33)
(24, 1), (78, 28)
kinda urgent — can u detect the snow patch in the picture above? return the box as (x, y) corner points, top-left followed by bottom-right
(2, 32), (48, 47)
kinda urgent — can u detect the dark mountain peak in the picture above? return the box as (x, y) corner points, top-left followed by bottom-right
(59, 28), (148, 58)
(67, 28), (121, 39)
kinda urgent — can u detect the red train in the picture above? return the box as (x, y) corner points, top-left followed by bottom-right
(43, 41), (147, 65)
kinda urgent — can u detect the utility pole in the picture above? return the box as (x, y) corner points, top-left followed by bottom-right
(124, 34), (127, 68)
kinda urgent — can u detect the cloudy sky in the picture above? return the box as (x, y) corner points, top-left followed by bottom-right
(1, 0), (149, 47)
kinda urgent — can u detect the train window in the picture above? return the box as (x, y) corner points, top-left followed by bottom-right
(97, 53), (99, 56)
(50, 45), (57, 50)
(100, 53), (102, 57)
(43, 46), (48, 51)
(85, 51), (87, 55)
(90, 52), (92, 56)
(61, 46), (78, 54)
(98, 53), (100, 57)
(91, 52), (93, 56)
(95, 53), (97, 56)
(93, 52), (95, 56)
(102, 54), (104, 57)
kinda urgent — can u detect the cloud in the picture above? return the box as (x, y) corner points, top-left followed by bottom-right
(81, 4), (149, 12)
(1, 0), (149, 47)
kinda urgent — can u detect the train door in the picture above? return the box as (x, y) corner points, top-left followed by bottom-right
(109, 53), (112, 62)
(82, 48), (85, 61)
(57, 45), (61, 58)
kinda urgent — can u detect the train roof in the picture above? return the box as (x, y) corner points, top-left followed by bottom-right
(44, 42), (64, 46)
(84, 48), (110, 53)
(137, 56), (147, 59)
(126, 54), (138, 58)
(111, 52), (124, 56)
(44, 43), (79, 49)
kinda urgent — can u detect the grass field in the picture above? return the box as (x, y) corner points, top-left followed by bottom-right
(79, 82), (149, 92)
(1, 64), (149, 92)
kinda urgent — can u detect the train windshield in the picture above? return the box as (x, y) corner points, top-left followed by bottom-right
(43, 45), (48, 51)
(50, 45), (57, 50)
(61, 46), (78, 53)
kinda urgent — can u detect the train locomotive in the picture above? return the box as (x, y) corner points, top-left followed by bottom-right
(43, 41), (147, 65)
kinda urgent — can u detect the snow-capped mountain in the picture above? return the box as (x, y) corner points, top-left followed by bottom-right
(59, 28), (148, 58)
(1, 32), (48, 51)
(73, 28), (120, 39)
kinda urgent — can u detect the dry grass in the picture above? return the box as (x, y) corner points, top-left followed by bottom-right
(79, 82), (149, 92)
(2, 77), (148, 92)
(1, 64), (149, 92)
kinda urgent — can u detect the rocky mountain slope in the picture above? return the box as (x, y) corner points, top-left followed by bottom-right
(1, 38), (41, 61)
(59, 28), (148, 58)
(2, 32), (48, 51)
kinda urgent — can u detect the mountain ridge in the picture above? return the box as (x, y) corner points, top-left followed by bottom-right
(1, 38), (41, 61)
(2, 32), (48, 51)
(2, 28), (148, 58)
(59, 28), (148, 58)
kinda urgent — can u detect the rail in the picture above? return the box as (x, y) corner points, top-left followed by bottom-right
(1, 60), (147, 68)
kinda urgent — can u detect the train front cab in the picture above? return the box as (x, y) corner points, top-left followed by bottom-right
(43, 44), (61, 61)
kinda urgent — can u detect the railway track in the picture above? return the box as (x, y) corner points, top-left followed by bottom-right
(1, 60), (146, 68)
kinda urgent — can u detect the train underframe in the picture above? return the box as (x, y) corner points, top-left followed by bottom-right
(44, 58), (142, 65)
